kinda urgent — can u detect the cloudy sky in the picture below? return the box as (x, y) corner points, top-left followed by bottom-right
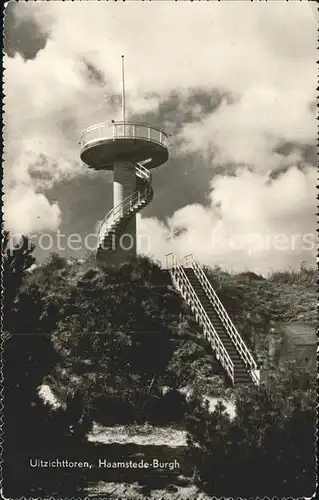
(4, 1), (317, 275)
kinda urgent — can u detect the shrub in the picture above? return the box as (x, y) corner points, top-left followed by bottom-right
(185, 362), (316, 497)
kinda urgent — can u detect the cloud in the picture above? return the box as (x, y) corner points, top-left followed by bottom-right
(180, 87), (316, 172)
(4, 185), (61, 235)
(4, 3), (50, 60)
(3, 1), (317, 272)
(138, 166), (317, 275)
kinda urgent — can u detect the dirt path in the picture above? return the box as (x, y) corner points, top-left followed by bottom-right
(88, 423), (187, 447)
(86, 416), (236, 498)
(86, 481), (210, 499)
(39, 385), (233, 498)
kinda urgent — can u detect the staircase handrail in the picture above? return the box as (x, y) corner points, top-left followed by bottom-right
(166, 252), (234, 384)
(184, 254), (259, 385)
(97, 161), (152, 247)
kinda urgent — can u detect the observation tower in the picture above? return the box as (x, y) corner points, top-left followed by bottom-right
(80, 57), (169, 265)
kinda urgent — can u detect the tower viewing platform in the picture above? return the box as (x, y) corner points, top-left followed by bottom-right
(80, 121), (169, 170)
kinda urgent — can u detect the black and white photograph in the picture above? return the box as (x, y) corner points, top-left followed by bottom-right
(1, 0), (317, 498)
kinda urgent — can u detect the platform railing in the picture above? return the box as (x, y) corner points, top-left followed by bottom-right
(184, 253), (260, 385)
(166, 252), (235, 384)
(80, 121), (168, 151)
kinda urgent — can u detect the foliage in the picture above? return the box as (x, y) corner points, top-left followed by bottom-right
(2, 230), (36, 331)
(185, 361), (316, 497)
(3, 231), (316, 497)
(2, 235), (92, 497)
(204, 262), (316, 323)
(45, 257), (194, 424)
(203, 262), (317, 370)
(5, 241), (316, 429)
(166, 338), (224, 390)
(2, 243), (214, 429)
(269, 261), (316, 285)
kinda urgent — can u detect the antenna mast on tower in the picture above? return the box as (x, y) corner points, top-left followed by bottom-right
(121, 55), (126, 123)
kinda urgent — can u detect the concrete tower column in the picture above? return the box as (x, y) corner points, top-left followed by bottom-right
(113, 160), (137, 260)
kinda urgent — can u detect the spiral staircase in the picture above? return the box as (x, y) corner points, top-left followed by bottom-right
(96, 160), (153, 255)
(80, 121), (169, 262)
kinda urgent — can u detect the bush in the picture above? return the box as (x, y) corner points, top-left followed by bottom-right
(2, 233), (92, 498)
(186, 362), (316, 497)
